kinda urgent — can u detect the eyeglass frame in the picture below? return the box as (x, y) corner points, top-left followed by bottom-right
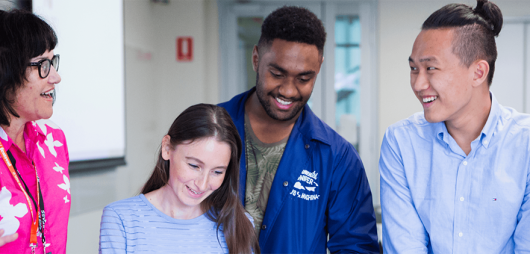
(28, 54), (60, 79)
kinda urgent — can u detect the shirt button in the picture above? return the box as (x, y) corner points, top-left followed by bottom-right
(283, 181), (288, 187)
(460, 197), (464, 201)
(261, 225), (267, 230)
(459, 232), (463, 237)
(463, 161), (468, 166)
(484, 140), (489, 145)
(305, 144), (310, 149)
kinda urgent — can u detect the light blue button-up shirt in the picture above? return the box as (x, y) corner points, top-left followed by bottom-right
(380, 94), (530, 253)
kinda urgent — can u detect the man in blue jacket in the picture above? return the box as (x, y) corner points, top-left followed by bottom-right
(219, 6), (379, 253)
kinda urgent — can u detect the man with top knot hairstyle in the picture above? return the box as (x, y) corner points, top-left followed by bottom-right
(380, 0), (530, 253)
(219, 5), (379, 254)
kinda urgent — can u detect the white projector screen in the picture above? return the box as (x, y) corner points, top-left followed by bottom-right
(32, 0), (125, 168)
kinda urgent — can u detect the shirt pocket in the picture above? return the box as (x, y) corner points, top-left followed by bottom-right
(469, 167), (521, 242)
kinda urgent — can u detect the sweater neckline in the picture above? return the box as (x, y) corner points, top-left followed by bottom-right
(139, 194), (208, 224)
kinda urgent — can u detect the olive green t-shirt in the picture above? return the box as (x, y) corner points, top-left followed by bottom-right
(244, 113), (288, 238)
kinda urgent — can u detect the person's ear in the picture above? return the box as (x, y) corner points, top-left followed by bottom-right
(472, 60), (490, 87)
(161, 135), (172, 160)
(252, 45), (260, 72)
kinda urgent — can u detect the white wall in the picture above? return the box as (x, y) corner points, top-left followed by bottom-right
(67, 0), (220, 253)
(378, 0), (530, 142)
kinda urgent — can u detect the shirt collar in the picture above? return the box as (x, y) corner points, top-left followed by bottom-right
(0, 126), (13, 151)
(435, 92), (500, 149)
(479, 92), (501, 148)
(0, 121), (46, 152)
(435, 121), (449, 145)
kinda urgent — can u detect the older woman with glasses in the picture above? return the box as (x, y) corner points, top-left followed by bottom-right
(0, 9), (70, 254)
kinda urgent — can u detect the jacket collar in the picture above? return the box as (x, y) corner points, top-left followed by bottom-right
(223, 88), (332, 146)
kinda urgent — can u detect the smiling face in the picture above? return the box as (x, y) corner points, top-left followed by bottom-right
(13, 50), (60, 122)
(161, 136), (231, 214)
(253, 39), (322, 121)
(409, 29), (476, 123)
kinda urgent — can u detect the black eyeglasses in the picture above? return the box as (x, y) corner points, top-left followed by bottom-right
(29, 54), (60, 79)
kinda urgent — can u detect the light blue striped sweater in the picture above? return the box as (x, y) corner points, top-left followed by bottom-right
(99, 194), (228, 254)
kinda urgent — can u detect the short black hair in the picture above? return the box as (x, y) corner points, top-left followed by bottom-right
(258, 6), (326, 55)
(0, 9), (57, 126)
(422, 0), (502, 86)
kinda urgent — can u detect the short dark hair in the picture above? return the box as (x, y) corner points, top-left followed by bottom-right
(422, 0), (502, 86)
(0, 9), (58, 126)
(141, 103), (260, 254)
(258, 6), (326, 55)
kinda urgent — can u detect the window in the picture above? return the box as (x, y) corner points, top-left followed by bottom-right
(335, 15), (361, 150)
(237, 17), (263, 90)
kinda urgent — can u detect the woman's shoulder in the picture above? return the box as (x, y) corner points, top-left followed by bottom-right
(101, 195), (158, 226)
(33, 119), (65, 137)
(30, 119), (69, 159)
(104, 195), (146, 211)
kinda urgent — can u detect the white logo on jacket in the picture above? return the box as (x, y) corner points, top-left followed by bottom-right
(290, 170), (320, 201)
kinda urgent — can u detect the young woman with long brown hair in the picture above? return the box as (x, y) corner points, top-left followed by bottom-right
(99, 104), (259, 254)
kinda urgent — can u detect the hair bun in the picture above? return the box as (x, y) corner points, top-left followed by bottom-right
(474, 0), (503, 36)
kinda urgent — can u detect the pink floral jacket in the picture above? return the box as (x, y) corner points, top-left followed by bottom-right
(0, 120), (70, 254)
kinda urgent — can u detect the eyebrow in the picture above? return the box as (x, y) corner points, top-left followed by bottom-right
(186, 156), (204, 165)
(31, 56), (48, 61)
(420, 57), (437, 63)
(186, 156), (227, 170)
(409, 56), (438, 63)
(268, 63), (287, 73)
(268, 63), (316, 76)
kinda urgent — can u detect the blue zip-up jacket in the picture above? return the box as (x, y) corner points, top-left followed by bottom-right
(219, 89), (379, 254)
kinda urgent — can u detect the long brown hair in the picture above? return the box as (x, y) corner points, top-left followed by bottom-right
(141, 103), (260, 254)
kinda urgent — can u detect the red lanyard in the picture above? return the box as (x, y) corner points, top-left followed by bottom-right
(0, 141), (41, 253)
